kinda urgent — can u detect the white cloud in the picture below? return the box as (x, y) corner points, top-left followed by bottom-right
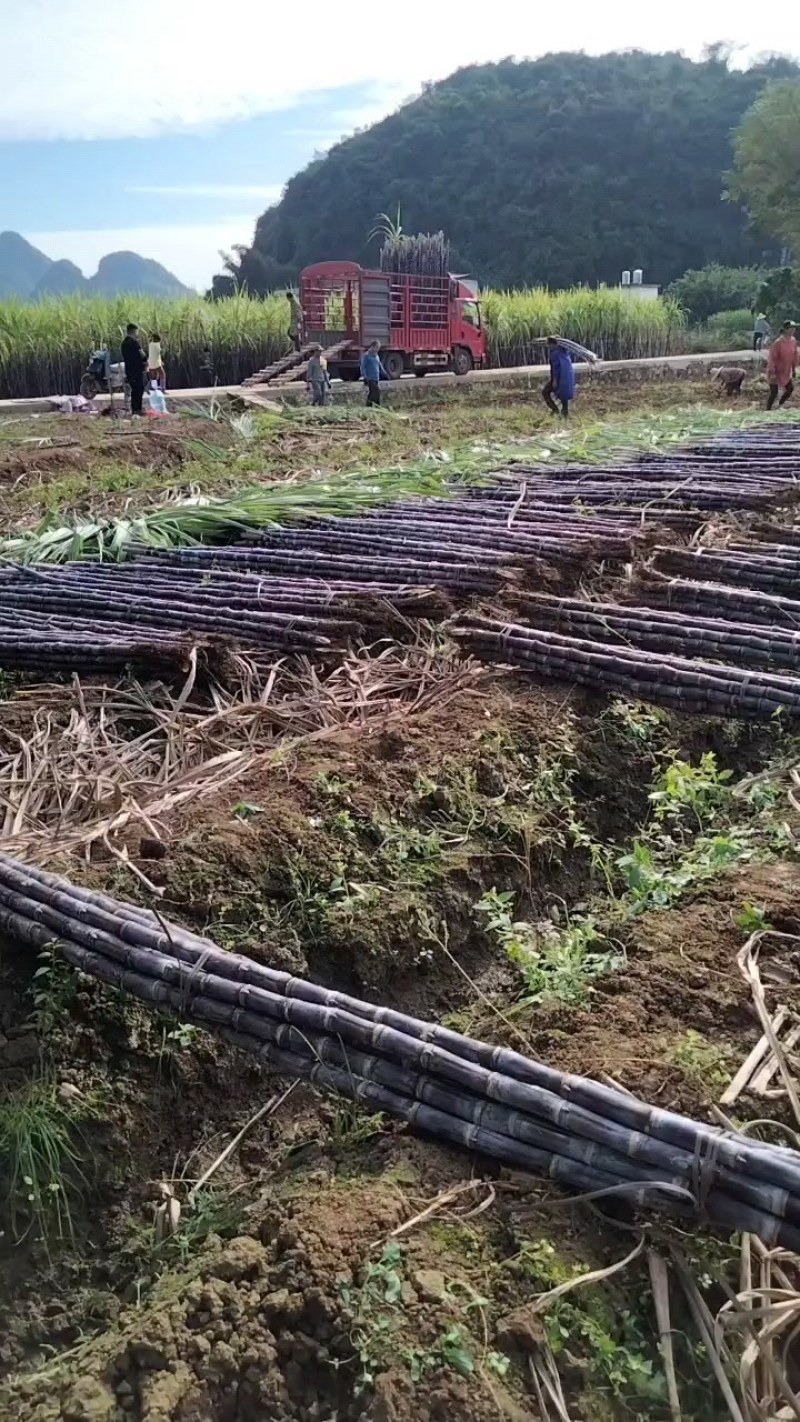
(25, 220), (257, 291)
(1, 3), (791, 142)
(128, 184), (284, 202)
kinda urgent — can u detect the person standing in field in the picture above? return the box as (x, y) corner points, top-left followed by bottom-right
(753, 313), (770, 351)
(200, 345), (216, 386)
(121, 322), (147, 417)
(360, 340), (388, 407)
(147, 332), (165, 390)
(286, 290), (303, 352)
(766, 321), (798, 410)
(306, 345), (329, 406)
(542, 336), (575, 418)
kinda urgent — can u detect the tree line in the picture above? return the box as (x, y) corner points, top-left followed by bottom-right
(212, 49), (798, 298)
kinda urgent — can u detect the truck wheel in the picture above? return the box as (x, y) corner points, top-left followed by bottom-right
(452, 346), (473, 376)
(383, 351), (404, 380)
(414, 369), (427, 378)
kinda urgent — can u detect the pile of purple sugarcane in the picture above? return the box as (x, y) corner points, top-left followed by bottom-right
(1, 419), (800, 708)
(1, 848), (800, 1248)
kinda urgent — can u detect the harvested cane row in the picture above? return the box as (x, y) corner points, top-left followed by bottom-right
(2, 849), (800, 1247)
(1, 419), (799, 688)
(451, 617), (800, 720)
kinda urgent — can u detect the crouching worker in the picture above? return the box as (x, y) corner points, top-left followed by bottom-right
(542, 336), (575, 418)
(711, 365), (746, 398)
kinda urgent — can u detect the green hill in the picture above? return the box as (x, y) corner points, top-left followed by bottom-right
(0, 232), (53, 299)
(87, 252), (192, 298)
(0, 234), (193, 300)
(31, 259), (88, 299)
(217, 50), (796, 294)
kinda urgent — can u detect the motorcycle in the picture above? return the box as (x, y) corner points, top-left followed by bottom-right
(80, 349), (128, 402)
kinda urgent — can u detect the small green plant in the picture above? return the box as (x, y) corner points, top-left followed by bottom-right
(735, 901), (773, 933)
(29, 944), (78, 1033)
(547, 1299), (667, 1407)
(606, 699), (664, 744)
(342, 1242), (406, 1388)
(617, 831), (754, 913)
(164, 1022), (200, 1051)
(328, 1101), (386, 1150)
(437, 1325), (474, 1377)
(158, 1187), (244, 1265)
(313, 772), (355, 798)
(477, 891), (620, 1006)
(231, 801), (263, 821)
(671, 1030), (734, 1094)
(649, 752), (732, 830)
(0, 1071), (97, 1244)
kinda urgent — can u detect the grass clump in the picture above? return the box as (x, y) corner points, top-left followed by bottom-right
(0, 1071), (98, 1244)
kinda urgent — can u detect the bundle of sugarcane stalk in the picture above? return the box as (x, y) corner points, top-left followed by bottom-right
(517, 593), (800, 673)
(639, 574), (800, 628)
(653, 545), (800, 596)
(379, 230), (451, 278)
(450, 615), (800, 719)
(1, 849), (800, 1246)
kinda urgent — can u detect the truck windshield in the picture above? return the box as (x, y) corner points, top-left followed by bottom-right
(461, 300), (481, 330)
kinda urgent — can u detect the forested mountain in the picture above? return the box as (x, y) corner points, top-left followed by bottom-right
(217, 50), (797, 294)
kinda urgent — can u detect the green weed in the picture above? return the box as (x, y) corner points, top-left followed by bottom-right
(616, 830), (755, 913)
(328, 1101), (386, 1150)
(29, 944), (79, 1034)
(734, 901), (773, 933)
(341, 1242), (406, 1389)
(158, 1187), (244, 1266)
(649, 751), (733, 830)
(0, 1071), (98, 1244)
(670, 1030), (734, 1094)
(477, 890), (621, 1006)
(231, 801), (264, 821)
(605, 699), (665, 744)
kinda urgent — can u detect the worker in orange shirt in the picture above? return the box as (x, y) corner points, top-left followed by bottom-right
(767, 321), (798, 410)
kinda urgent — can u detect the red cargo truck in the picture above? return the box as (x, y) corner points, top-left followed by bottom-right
(299, 260), (487, 379)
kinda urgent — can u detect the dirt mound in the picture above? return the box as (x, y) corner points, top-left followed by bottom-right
(4, 1176), (530, 1422)
(0, 443), (88, 483)
(510, 860), (800, 1118)
(99, 430), (190, 470)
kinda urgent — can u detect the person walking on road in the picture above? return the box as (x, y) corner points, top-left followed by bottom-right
(286, 291), (303, 352)
(542, 336), (575, 418)
(360, 341), (388, 407)
(121, 322), (147, 417)
(753, 313), (770, 352)
(767, 321), (798, 410)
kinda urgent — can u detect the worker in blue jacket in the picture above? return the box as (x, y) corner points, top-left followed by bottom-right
(360, 341), (389, 407)
(542, 336), (576, 418)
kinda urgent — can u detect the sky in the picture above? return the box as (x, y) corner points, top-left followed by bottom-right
(1, 3), (797, 291)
